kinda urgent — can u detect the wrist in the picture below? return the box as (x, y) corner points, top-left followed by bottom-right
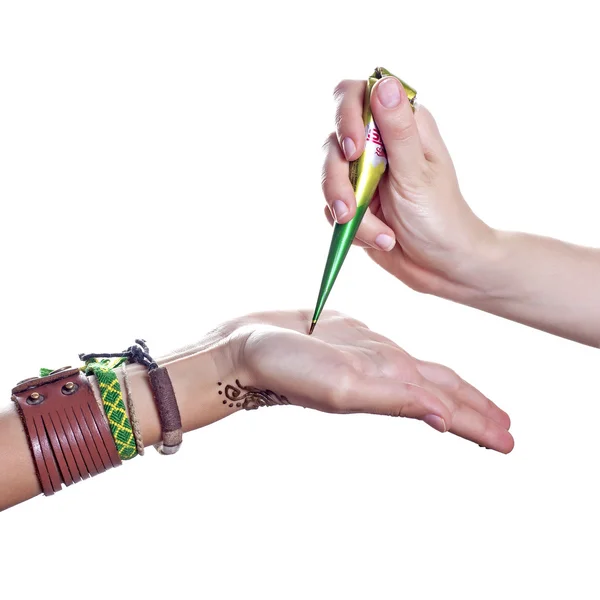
(126, 335), (244, 447)
(432, 222), (508, 305)
(445, 226), (519, 307)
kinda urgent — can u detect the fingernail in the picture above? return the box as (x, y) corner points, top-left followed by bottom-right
(342, 137), (356, 161)
(332, 200), (348, 222)
(374, 233), (395, 251)
(423, 414), (447, 433)
(377, 77), (402, 109)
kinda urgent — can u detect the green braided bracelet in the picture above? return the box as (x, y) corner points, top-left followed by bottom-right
(82, 357), (138, 460)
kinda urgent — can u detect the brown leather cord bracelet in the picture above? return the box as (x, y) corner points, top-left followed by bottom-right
(11, 367), (121, 496)
(80, 340), (183, 455)
(147, 366), (182, 455)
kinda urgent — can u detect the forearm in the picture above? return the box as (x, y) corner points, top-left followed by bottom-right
(461, 230), (600, 346)
(0, 340), (238, 511)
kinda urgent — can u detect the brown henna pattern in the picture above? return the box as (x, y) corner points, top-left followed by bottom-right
(217, 380), (289, 410)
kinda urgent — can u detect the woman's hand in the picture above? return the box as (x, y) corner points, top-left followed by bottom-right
(321, 78), (600, 346)
(220, 310), (513, 453)
(322, 77), (496, 302)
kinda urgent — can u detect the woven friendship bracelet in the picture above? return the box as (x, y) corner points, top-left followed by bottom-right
(82, 358), (138, 460)
(122, 362), (145, 455)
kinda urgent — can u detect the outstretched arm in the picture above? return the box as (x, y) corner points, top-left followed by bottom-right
(0, 310), (513, 511)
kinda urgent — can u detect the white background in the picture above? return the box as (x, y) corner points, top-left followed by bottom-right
(1, 1), (598, 598)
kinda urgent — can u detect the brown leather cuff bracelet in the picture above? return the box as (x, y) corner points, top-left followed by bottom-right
(11, 367), (121, 496)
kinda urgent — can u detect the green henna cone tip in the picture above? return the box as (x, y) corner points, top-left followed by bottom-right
(309, 67), (417, 333)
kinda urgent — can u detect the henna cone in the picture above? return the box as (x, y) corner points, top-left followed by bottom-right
(309, 67), (416, 334)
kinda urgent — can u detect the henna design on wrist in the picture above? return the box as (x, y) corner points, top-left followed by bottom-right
(217, 380), (289, 410)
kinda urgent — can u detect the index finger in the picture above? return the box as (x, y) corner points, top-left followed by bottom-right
(333, 80), (367, 161)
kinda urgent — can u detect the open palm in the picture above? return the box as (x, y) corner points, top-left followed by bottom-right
(233, 310), (513, 453)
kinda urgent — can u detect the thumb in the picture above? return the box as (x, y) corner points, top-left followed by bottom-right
(370, 76), (426, 182)
(343, 374), (451, 432)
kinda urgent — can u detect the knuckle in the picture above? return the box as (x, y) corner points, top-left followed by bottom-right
(332, 80), (350, 100)
(321, 132), (337, 154)
(390, 118), (417, 144)
(444, 368), (462, 391)
(320, 168), (332, 196)
(334, 109), (344, 133)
